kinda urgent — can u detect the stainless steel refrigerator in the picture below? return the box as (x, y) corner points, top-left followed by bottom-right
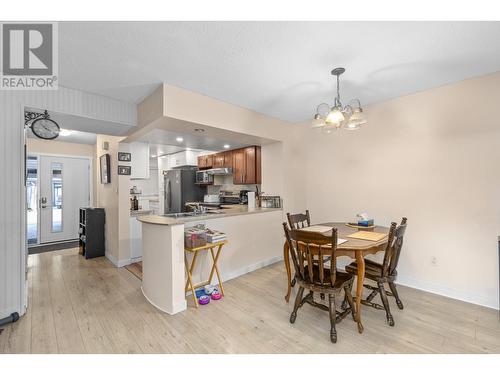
(163, 169), (205, 213)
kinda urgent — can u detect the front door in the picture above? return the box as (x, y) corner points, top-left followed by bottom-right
(39, 155), (90, 243)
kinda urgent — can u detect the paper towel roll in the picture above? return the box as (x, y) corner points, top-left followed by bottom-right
(247, 192), (256, 210)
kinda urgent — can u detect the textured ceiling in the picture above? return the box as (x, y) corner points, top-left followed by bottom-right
(58, 21), (500, 123)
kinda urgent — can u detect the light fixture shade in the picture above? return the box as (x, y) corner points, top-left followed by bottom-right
(325, 107), (345, 126)
(343, 109), (367, 130)
(311, 113), (325, 128)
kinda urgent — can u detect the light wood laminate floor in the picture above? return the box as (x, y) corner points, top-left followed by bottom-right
(1, 248), (499, 354)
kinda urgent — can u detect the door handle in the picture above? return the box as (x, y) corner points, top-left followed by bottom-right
(168, 180), (172, 210)
(40, 197), (48, 208)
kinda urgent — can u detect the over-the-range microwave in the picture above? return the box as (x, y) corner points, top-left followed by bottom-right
(195, 170), (214, 184)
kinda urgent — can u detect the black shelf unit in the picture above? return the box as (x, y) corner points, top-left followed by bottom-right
(79, 208), (105, 259)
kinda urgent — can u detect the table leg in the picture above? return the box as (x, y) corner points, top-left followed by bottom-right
(284, 242), (292, 303)
(184, 253), (198, 308)
(209, 246), (225, 296)
(355, 251), (365, 333)
(185, 251), (199, 292)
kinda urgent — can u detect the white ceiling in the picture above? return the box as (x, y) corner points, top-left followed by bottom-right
(25, 107), (134, 138)
(27, 127), (97, 145)
(134, 128), (251, 157)
(58, 22), (500, 123)
(25, 108), (134, 144)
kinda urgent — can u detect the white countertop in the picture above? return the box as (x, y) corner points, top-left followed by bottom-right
(137, 206), (282, 225)
(130, 209), (154, 217)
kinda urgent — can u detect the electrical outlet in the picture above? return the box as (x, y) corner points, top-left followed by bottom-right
(431, 256), (437, 266)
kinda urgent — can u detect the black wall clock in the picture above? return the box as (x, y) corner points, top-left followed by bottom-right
(29, 110), (60, 140)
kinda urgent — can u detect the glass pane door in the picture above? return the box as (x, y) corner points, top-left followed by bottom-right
(51, 162), (63, 233)
(26, 156), (38, 245)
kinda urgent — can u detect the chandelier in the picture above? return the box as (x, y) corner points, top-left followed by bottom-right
(312, 67), (367, 132)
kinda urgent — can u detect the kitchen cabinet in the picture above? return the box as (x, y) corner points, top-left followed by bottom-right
(223, 151), (233, 168)
(197, 147), (260, 183)
(232, 148), (244, 183)
(233, 146), (261, 184)
(130, 142), (150, 179)
(213, 152), (225, 168)
(197, 154), (213, 169)
(169, 150), (199, 168)
(130, 216), (142, 260)
(212, 151), (233, 168)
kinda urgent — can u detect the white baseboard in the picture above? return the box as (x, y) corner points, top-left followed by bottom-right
(221, 255), (282, 284)
(141, 286), (187, 315)
(0, 307), (19, 320)
(105, 252), (131, 268)
(186, 255), (283, 296)
(116, 259), (132, 267)
(396, 275), (499, 310)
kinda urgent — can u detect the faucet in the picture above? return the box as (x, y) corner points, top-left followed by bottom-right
(193, 204), (208, 215)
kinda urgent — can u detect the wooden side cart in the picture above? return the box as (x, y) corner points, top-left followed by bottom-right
(184, 240), (228, 308)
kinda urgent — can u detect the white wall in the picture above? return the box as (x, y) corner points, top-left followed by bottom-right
(300, 71), (500, 309)
(0, 86), (135, 318)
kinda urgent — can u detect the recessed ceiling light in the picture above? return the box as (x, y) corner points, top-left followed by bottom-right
(194, 128), (205, 133)
(223, 144), (230, 149)
(176, 137), (183, 142)
(59, 129), (73, 136)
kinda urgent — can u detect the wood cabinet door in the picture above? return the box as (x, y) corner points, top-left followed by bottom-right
(197, 155), (206, 169)
(223, 151), (233, 168)
(205, 154), (213, 168)
(232, 149), (245, 184)
(213, 153), (224, 168)
(243, 146), (256, 184)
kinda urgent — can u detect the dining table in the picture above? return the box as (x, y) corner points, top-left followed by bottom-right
(283, 222), (390, 333)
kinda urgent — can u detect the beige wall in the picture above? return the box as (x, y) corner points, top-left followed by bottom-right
(27, 138), (97, 206)
(95, 135), (130, 266)
(27, 138), (95, 157)
(300, 71), (500, 308)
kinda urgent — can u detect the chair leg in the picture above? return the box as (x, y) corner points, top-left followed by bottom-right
(341, 279), (354, 310)
(291, 273), (297, 287)
(366, 288), (379, 302)
(388, 281), (404, 310)
(329, 294), (337, 343)
(378, 282), (394, 327)
(343, 282), (356, 321)
(290, 286), (304, 324)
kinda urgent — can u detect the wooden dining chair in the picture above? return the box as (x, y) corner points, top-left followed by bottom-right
(344, 217), (408, 327)
(283, 223), (356, 343)
(287, 211), (311, 287)
(287, 210), (311, 229)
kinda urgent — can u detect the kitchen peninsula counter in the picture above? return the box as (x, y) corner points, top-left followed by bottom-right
(137, 206), (282, 225)
(139, 206), (283, 315)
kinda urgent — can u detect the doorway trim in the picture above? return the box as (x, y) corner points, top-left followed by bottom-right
(26, 152), (94, 247)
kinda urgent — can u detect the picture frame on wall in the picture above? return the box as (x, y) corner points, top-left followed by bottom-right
(118, 165), (131, 175)
(100, 154), (111, 184)
(118, 152), (131, 162)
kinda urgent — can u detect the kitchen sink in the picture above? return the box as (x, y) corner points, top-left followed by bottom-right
(161, 212), (201, 218)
